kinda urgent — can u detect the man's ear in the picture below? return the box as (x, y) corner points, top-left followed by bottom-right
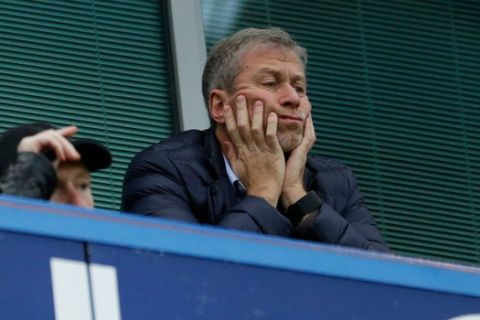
(209, 89), (229, 124)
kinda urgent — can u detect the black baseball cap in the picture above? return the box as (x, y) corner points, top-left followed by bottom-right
(0, 122), (112, 176)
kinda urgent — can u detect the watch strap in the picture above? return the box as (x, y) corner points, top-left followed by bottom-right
(286, 191), (323, 226)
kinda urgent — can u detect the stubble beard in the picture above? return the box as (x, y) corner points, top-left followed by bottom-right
(277, 127), (304, 153)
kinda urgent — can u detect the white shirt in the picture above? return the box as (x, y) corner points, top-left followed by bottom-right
(222, 154), (244, 189)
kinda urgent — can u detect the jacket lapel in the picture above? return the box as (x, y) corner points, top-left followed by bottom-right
(203, 128), (237, 222)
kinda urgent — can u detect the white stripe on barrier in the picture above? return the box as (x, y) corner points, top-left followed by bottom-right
(50, 257), (122, 320)
(90, 263), (122, 320)
(50, 258), (93, 320)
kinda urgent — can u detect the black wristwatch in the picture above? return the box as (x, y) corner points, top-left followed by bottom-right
(286, 191), (323, 226)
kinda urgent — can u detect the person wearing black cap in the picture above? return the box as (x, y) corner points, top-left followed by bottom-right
(0, 122), (112, 208)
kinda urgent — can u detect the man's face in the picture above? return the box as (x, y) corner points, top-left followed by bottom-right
(225, 47), (312, 152)
(50, 162), (94, 208)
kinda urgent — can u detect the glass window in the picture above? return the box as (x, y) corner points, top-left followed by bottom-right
(202, 0), (480, 266)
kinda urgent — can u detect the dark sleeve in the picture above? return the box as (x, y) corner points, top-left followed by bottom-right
(0, 152), (57, 200)
(295, 165), (390, 253)
(217, 196), (292, 235)
(122, 149), (292, 236)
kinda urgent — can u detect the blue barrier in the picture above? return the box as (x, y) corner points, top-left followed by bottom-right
(0, 194), (479, 319)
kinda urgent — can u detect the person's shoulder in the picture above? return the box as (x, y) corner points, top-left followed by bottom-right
(306, 156), (354, 176)
(307, 155), (348, 169)
(150, 129), (205, 152)
(130, 129), (208, 166)
(306, 156), (359, 190)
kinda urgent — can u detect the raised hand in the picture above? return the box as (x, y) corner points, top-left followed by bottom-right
(17, 126), (80, 162)
(223, 96), (285, 207)
(280, 112), (316, 209)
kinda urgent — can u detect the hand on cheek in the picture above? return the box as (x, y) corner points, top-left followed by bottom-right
(281, 113), (316, 208)
(223, 95), (285, 207)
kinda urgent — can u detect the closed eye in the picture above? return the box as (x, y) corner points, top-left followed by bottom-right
(262, 80), (278, 87)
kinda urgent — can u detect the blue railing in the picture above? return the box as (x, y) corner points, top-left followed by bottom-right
(0, 194), (479, 320)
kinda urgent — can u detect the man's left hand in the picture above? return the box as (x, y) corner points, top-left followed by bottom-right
(280, 113), (316, 209)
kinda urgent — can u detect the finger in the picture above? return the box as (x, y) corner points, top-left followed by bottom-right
(223, 140), (237, 163)
(250, 101), (265, 146)
(302, 114), (316, 150)
(49, 135), (71, 161)
(57, 137), (80, 161)
(235, 95), (251, 141)
(57, 125), (78, 138)
(224, 104), (243, 145)
(265, 112), (281, 150)
(47, 131), (80, 161)
(56, 125), (80, 160)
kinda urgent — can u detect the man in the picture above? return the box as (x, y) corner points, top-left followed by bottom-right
(0, 122), (112, 208)
(122, 28), (389, 252)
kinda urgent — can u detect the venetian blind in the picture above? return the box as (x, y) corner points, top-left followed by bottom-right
(202, 0), (480, 265)
(0, 0), (175, 210)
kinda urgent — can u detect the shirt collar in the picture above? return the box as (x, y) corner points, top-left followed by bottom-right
(222, 154), (239, 186)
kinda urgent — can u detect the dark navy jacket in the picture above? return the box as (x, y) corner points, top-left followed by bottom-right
(122, 128), (389, 252)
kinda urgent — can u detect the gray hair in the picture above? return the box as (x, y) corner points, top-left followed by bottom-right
(201, 27), (307, 119)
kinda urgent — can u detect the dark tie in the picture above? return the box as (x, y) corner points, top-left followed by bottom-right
(233, 180), (247, 200)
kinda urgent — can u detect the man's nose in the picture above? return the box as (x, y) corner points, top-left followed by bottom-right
(278, 83), (300, 108)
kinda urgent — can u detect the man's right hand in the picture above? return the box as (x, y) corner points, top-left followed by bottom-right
(223, 96), (285, 207)
(17, 126), (80, 163)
